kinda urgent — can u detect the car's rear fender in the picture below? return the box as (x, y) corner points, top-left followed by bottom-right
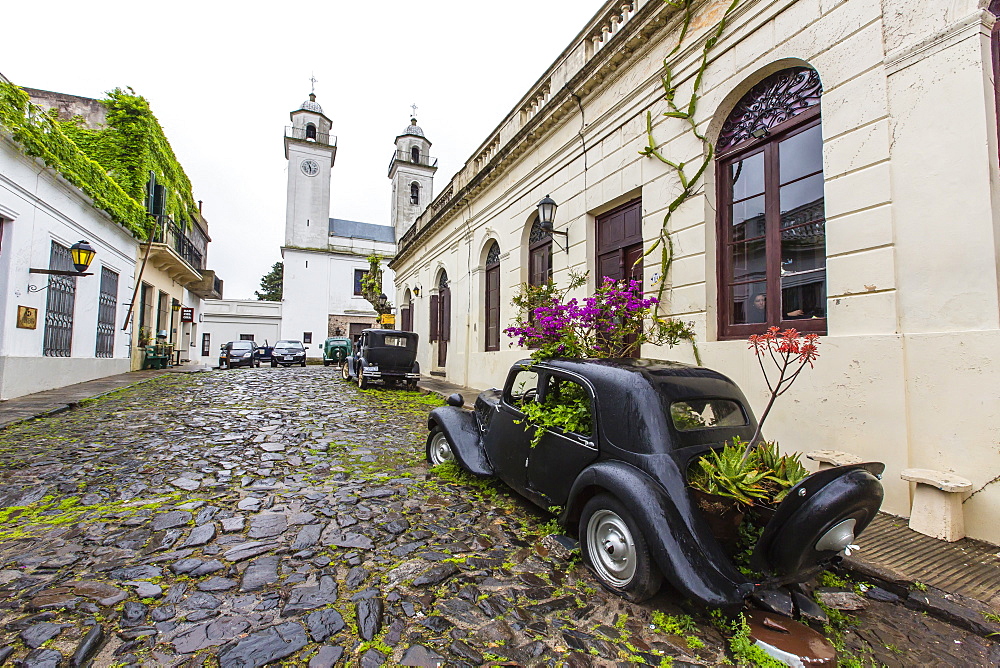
(427, 406), (493, 476)
(564, 460), (751, 611)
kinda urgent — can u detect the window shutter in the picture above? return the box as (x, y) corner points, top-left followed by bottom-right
(429, 294), (439, 342)
(441, 289), (451, 342)
(152, 184), (166, 216)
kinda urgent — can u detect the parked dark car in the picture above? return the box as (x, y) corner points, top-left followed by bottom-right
(342, 329), (420, 389)
(219, 341), (259, 369)
(323, 337), (352, 367)
(270, 340), (307, 367)
(425, 358), (884, 612)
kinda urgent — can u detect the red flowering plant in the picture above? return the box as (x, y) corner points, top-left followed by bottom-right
(505, 275), (694, 361)
(688, 328), (818, 514)
(744, 327), (820, 456)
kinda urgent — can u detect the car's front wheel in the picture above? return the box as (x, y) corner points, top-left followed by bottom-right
(323, 358), (330, 367)
(580, 494), (662, 602)
(358, 367), (370, 389)
(271, 361), (277, 368)
(426, 428), (455, 466)
(254, 359), (260, 368)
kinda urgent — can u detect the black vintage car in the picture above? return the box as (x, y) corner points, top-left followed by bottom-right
(425, 358), (883, 612)
(342, 329), (420, 389)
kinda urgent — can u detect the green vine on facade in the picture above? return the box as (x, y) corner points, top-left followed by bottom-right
(360, 254), (393, 316)
(0, 82), (150, 237)
(638, 0), (742, 364)
(0, 82), (200, 239)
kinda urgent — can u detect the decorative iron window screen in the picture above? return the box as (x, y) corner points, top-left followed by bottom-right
(96, 267), (118, 358)
(43, 242), (76, 357)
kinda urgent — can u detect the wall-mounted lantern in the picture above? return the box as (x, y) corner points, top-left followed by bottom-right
(537, 195), (568, 253)
(28, 240), (97, 292)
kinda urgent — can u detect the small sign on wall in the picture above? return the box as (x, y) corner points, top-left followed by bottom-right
(380, 314), (395, 326)
(181, 307), (194, 323)
(16, 306), (38, 329)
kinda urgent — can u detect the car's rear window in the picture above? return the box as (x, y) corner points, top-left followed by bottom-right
(384, 336), (409, 347)
(670, 399), (747, 430)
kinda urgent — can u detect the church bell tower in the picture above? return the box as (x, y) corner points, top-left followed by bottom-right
(284, 92), (336, 249)
(388, 109), (436, 242)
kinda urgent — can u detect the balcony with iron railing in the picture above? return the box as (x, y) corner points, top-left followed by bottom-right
(146, 214), (205, 287)
(285, 125), (337, 147)
(388, 150), (438, 173)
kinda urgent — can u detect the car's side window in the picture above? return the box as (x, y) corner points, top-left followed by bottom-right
(506, 368), (540, 408)
(538, 375), (593, 438)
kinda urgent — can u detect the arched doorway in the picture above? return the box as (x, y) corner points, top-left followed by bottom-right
(430, 271), (450, 368)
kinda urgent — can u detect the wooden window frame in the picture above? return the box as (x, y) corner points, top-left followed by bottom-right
(485, 244), (501, 351)
(716, 107), (827, 339)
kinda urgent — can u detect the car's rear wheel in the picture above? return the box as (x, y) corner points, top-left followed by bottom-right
(341, 361), (351, 381)
(359, 367), (370, 389)
(580, 494), (662, 602)
(426, 428), (455, 466)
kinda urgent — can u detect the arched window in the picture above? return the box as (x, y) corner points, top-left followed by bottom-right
(410, 182), (420, 205)
(528, 217), (553, 286)
(305, 123), (317, 140)
(411, 146), (420, 163)
(717, 67), (826, 338)
(485, 242), (501, 351)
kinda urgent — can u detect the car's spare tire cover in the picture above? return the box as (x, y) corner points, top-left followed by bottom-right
(751, 464), (883, 577)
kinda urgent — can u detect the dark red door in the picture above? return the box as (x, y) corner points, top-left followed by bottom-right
(596, 199), (643, 356)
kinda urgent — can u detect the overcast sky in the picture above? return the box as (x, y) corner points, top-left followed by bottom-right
(4, 0), (604, 298)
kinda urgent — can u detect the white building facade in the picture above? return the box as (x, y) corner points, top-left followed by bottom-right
(0, 126), (137, 398)
(391, 0), (1000, 543)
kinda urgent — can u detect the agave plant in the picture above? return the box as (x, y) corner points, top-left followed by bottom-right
(689, 438), (809, 507)
(688, 440), (772, 506)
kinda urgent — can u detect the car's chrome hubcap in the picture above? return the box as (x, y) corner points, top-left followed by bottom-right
(430, 433), (454, 465)
(587, 510), (635, 586)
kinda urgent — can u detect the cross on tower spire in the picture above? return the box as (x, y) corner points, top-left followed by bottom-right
(310, 74), (318, 95)
(410, 103), (418, 119)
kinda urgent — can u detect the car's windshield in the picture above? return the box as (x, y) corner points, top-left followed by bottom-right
(231, 341), (254, 350)
(275, 340), (303, 349)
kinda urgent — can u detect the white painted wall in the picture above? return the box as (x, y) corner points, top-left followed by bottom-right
(0, 135), (137, 399)
(198, 298), (282, 365)
(391, 0), (1000, 542)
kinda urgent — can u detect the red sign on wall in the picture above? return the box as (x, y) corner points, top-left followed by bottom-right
(180, 307), (195, 323)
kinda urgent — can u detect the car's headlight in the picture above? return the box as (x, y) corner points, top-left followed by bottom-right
(243, 353), (252, 358)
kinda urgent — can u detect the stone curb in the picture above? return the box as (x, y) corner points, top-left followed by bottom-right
(842, 558), (1000, 639)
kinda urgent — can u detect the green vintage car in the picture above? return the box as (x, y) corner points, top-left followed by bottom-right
(322, 337), (353, 367)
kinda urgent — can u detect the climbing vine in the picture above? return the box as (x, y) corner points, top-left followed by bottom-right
(360, 254), (394, 316)
(0, 83), (200, 238)
(638, 0), (742, 363)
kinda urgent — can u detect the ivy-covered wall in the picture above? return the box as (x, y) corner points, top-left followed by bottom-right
(0, 82), (199, 240)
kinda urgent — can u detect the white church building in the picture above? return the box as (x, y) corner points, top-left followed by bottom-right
(278, 94), (435, 358)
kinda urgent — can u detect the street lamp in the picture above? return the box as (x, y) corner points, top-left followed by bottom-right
(69, 240), (96, 273)
(537, 195), (568, 253)
(28, 240), (97, 292)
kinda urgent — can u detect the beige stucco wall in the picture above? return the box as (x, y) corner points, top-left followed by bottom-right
(392, 0), (1000, 543)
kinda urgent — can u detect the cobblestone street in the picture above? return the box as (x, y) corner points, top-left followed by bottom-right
(0, 368), (995, 667)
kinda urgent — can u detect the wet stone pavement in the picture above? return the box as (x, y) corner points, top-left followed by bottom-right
(0, 368), (995, 667)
